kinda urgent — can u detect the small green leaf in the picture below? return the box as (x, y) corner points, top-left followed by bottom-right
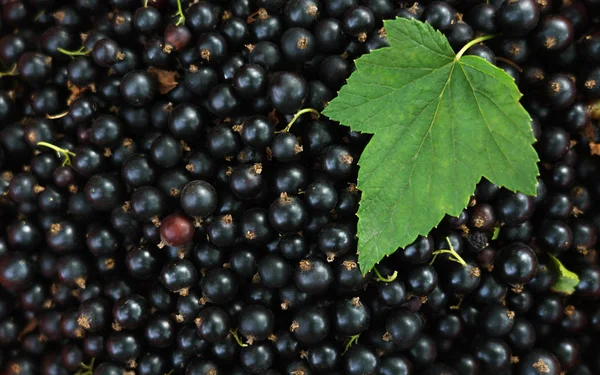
(548, 254), (580, 295)
(323, 18), (539, 274)
(492, 226), (500, 240)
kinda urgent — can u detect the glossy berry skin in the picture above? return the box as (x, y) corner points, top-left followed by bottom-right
(159, 213), (195, 247)
(317, 223), (352, 261)
(106, 331), (142, 362)
(160, 259), (198, 295)
(334, 297), (370, 336)
(474, 338), (512, 373)
(230, 163), (264, 199)
(258, 253), (291, 288)
(239, 115), (274, 149)
(233, 64), (266, 99)
(496, 0), (539, 36)
(538, 220), (572, 254)
(239, 304), (275, 344)
(78, 297), (110, 333)
(240, 342), (275, 374)
(120, 70), (156, 106)
(495, 191), (534, 225)
(269, 193), (308, 234)
(180, 180), (218, 218)
(294, 258), (334, 295)
(545, 74), (576, 110)
(406, 264), (438, 296)
(195, 306), (231, 342)
(290, 306), (330, 344)
(385, 310), (423, 350)
(271, 132), (302, 162)
(201, 267), (240, 305)
(281, 27), (316, 63)
(208, 83), (241, 117)
(112, 294), (149, 331)
(321, 145), (355, 180)
(0, 253), (35, 292)
(480, 303), (515, 338)
(517, 349), (561, 375)
(207, 214), (239, 247)
(532, 15), (574, 52)
(267, 71), (307, 114)
(497, 242), (538, 285)
(343, 345), (378, 375)
(84, 173), (124, 212)
(306, 179), (338, 213)
(422, 2), (456, 32)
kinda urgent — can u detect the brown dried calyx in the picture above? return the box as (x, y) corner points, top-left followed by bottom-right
(299, 259), (312, 271)
(147, 67), (178, 94)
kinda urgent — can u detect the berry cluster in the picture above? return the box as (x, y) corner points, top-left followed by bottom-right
(0, 0), (599, 374)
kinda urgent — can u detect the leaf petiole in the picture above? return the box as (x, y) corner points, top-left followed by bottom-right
(0, 64), (18, 79)
(37, 142), (76, 166)
(373, 266), (398, 282)
(430, 237), (467, 267)
(276, 108), (320, 133)
(343, 334), (360, 355)
(58, 46), (91, 59)
(229, 328), (248, 347)
(455, 34), (500, 60)
(173, 0), (186, 26)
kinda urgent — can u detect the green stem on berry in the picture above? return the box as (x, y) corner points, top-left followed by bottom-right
(455, 34), (499, 60)
(229, 328), (248, 347)
(429, 237), (467, 267)
(37, 142), (76, 166)
(143, 0), (149, 7)
(0, 64), (18, 79)
(58, 46), (91, 59)
(164, 370), (174, 375)
(173, 0), (186, 26)
(373, 266), (398, 282)
(276, 108), (320, 133)
(46, 110), (69, 119)
(342, 334), (360, 355)
(74, 358), (95, 375)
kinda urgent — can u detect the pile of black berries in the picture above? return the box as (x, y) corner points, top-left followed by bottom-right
(0, 0), (600, 374)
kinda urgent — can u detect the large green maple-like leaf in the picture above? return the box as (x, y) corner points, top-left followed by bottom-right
(323, 18), (539, 274)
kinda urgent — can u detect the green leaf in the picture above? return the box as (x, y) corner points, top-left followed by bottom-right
(548, 254), (580, 295)
(323, 18), (539, 274)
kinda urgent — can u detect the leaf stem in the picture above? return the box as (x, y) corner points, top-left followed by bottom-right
(173, 0), (186, 26)
(276, 108), (320, 133)
(58, 46), (91, 59)
(455, 34), (500, 60)
(373, 266), (398, 282)
(343, 334), (360, 355)
(37, 142), (76, 166)
(429, 237), (467, 267)
(0, 64), (18, 79)
(229, 328), (248, 347)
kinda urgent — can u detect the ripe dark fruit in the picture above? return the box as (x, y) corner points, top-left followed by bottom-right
(290, 306), (330, 344)
(497, 242), (538, 285)
(180, 180), (218, 218)
(159, 213), (195, 248)
(120, 70), (156, 106)
(496, 0), (540, 36)
(239, 304), (275, 344)
(267, 71), (307, 114)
